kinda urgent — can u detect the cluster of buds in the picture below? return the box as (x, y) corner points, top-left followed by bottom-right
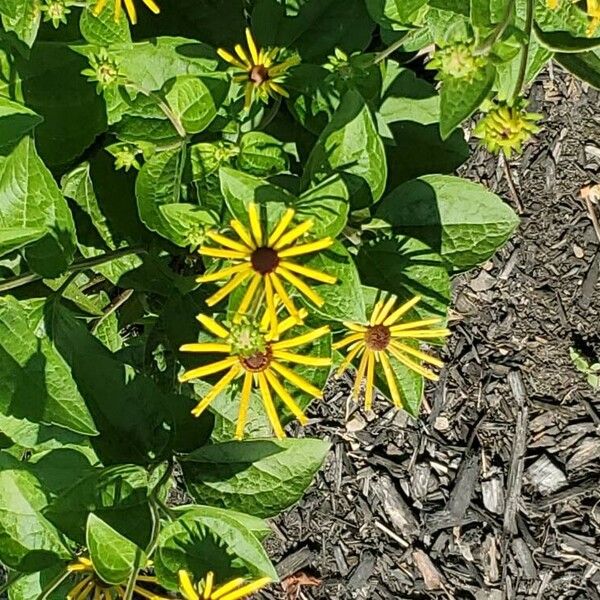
(427, 41), (487, 82)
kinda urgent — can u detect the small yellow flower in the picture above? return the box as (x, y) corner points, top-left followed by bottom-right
(178, 570), (271, 600)
(586, 0), (600, 35)
(474, 103), (541, 158)
(547, 0), (559, 8)
(66, 556), (168, 599)
(178, 309), (330, 439)
(198, 204), (336, 335)
(217, 28), (299, 109)
(92, 0), (159, 24)
(333, 295), (450, 411)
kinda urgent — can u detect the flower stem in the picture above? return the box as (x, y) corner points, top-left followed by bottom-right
(371, 32), (409, 65)
(473, 0), (516, 56)
(0, 247), (146, 294)
(511, 0), (535, 104)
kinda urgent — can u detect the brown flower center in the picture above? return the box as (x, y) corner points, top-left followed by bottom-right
(251, 246), (279, 275)
(249, 64), (269, 84)
(240, 346), (272, 372)
(365, 324), (391, 351)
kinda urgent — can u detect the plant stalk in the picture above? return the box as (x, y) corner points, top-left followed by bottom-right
(511, 0), (535, 104)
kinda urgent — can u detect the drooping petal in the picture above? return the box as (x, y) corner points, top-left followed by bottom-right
(264, 369), (308, 425)
(388, 345), (439, 381)
(273, 349), (331, 367)
(270, 361), (323, 398)
(217, 577), (272, 600)
(276, 266), (324, 307)
(233, 273), (262, 321)
(276, 308), (308, 337)
(352, 350), (370, 401)
(379, 351), (402, 407)
(279, 260), (336, 284)
(391, 342), (444, 367)
(390, 317), (443, 333)
(66, 575), (93, 600)
(123, 0), (137, 23)
(211, 577), (246, 600)
(272, 325), (330, 350)
(197, 262), (250, 284)
(257, 372), (285, 439)
(364, 351), (376, 411)
(141, 0), (160, 13)
(235, 372), (254, 440)
(336, 341), (364, 377)
(191, 365), (240, 416)
(178, 357), (238, 383)
(269, 273), (301, 322)
(264, 273), (278, 339)
(206, 269), (252, 307)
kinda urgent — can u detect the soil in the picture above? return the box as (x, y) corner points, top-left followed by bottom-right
(259, 67), (600, 600)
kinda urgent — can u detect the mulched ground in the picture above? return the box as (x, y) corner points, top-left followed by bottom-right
(259, 67), (600, 600)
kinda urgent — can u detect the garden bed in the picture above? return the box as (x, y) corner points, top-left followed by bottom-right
(259, 67), (600, 600)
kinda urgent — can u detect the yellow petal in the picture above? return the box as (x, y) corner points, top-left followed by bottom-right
(217, 48), (247, 70)
(230, 219), (255, 249)
(217, 577), (272, 600)
(178, 570), (200, 600)
(276, 308), (308, 337)
(273, 350), (331, 367)
(277, 237), (333, 258)
(269, 273), (301, 322)
(66, 575), (93, 600)
(392, 329), (451, 339)
(264, 369), (308, 425)
(123, 0), (136, 23)
(234, 43), (250, 65)
(203, 571), (214, 598)
(141, 0), (160, 13)
(206, 231), (252, 254)
(272, 218), (313, 250)
(370, 300), (384, 326)
(257, 372), (285, 439)
(391, 341), (444, 368)
(233, 273), (262, 321)
(364, 351), (375, 411)
(199, 246), (248, 260)
(335, 341), (364, 377)
(276, 266), (324, 307)
(375, 295), (398, 325)
(270, 360), (323, 398)
(92, 0), (108, 15)
(267, 208), (295, 247)
(248, 203), (263, 246)
(380, 351), (402, 407)
(264, 273), (278, 339)
(390, 317), (443, 333)
(114, 0), (122, 21)
(197, 314), (230, 338)
(267, 81), (289, 97)
(179, 342), (231, 353)
(272, 325), (330, 350)
(235, 372), (254, 440)
(206, 269), (252, 307)
(332, 332), (364, 350)
(197, 262), (250, 284)
(178, 357), (238, 383)
(388, 345), (439, 381)
(352, 351), (369, 402)
(245, 28), (259, 64)
(382, 296), (421, 326)
(211, 577), (246, 600)
(191, 365), (240, 417)
(341, 321), (367, 333)
(279, 260), (336, 284)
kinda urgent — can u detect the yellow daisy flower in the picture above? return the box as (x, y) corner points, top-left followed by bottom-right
(92, 0), (159, 24)
(178, 308), (330, 439)
(217, 28), (299, 109)
(178, 570), (271, 600)
(333, 295), (450, 411)
(66, 556), (168, 599)
(198, 204), (336, 335)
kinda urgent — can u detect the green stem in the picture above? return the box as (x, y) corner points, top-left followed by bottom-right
(473, 0), (516, 56)
(131, 83), (187, 139)
(36, 569), (72, 600)
(0, 247), (146, 294)
(511, 0), (535, 104)
(257, 95), (282, 131)
(371, 32), (409, 65)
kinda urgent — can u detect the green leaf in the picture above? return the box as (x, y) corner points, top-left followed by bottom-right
(164, 75), (223, 134)
(0, 227), (46, 259)
(303, 240), (366, 322)
(0, 137), (76, 277)
(8, 565), (72, 600)
(556, 51), (600, 89)
(535, 1), (600, 51)
(45, 464), (153, 549)
(79, 0), (131, 44)
(366, 0), (428, 28)
(1, 0), (40, 47)
(154, 505), (277, 590)
(439, 65), (496, 139)
(375, 174), (519, 271)
(237, 132), (289, 176)
(0, 451), (69, 571)
(305, 90), (387, 208)
(182, 439), (329, 517)
(87, 514), (146, 586)
(0, 97), (42, 150)
(0, 296), (97, 436)
(534, 26), (600, 52)
(252, 0), (374, 62)
(9, 43), (107, 166)
(356, 235), (451, 320)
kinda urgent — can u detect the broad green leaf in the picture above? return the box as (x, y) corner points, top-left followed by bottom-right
(182, 438), (329, 517)
(365, 0), (427, 28)
(375, 174), (519, 271)
(8, 564), (71, 600)
(0, 451), (69, 571)
(0, 296), (97, 436)
(304, 90), (387, 208)
(87, 514), (146, 585)
(535, 1), (600, 49)
(237, 131), (289, 176)
(302, 240), (366, 323)
(0, 137), (76, 277)
(164, 75), (223, 134)
(556, 51), (600, 89)
(0, 413), (86, 451)
(0, 227), (46, 259)
(534, 26), (600, 52)
(252, 0), (374, 62)
(439, 65), (496, 140)
(0, 97), (42, 150)
(1, 0), (40, 47)
(80, 0), (131, 44)
(9, 43), (107, 166)
(154, 505), (277, 590)
(45, 464), (153, 549)
(356, 235), (451, 320)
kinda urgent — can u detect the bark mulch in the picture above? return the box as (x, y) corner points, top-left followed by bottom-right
(259, 67), (600, 600)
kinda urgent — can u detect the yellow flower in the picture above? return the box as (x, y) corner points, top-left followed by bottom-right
(92, 0), (159, 24)
(473, 103), (541, 158)
(586, 0), (600, 35)
(333, 295), (450, 411)
(178, 570), (271, 600)
(178, 309), (330, 439)
(217, 28), (299, 109)
(66, 556), (168, 599)
(547, 0), (559, 8)
(198, 204), (336, 335)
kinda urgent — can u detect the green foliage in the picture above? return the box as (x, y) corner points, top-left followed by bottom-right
(1, 0), (592, 594)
